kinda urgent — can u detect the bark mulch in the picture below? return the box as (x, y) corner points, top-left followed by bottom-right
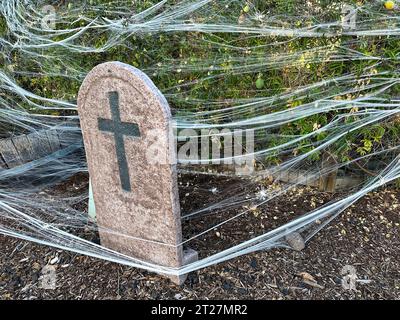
(0, 173), (399, 300)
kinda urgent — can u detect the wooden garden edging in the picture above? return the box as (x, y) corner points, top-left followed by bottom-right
(0, 130), (366, 193)
(0, 130), (63, 169)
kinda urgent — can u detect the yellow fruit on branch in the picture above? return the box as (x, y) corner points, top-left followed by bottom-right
(384, 1), (396, 10)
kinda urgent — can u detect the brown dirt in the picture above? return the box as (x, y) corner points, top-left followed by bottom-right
(0, 173), (399, 300)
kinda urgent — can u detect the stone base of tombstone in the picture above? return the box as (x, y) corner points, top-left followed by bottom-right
(100, 232), (198, 285)
(78, 61), (198, 286)
(87, 181), (198, 285)
(167, 248), (198, 285)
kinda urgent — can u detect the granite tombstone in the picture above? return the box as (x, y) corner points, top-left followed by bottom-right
(78, 62), (197, 284)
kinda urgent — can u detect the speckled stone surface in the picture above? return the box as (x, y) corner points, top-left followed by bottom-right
(78, 62), (192, 276)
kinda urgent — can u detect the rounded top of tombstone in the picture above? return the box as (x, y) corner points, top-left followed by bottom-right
(78, 61), (171, 120)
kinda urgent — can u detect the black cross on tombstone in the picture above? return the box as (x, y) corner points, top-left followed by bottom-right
(98, 91), (141, 192)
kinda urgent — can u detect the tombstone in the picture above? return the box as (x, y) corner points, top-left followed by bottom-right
(77, 62), (197, 284)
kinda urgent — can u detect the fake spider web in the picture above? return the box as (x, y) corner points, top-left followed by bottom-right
(0, 0), (399, 276)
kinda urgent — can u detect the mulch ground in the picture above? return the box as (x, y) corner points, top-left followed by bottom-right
(0, 173), (399, 300)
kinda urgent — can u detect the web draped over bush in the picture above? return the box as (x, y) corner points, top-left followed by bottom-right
(0, 0), (399, 276)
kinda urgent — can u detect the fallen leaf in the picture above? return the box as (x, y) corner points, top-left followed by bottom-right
(298, 272), (316, 283)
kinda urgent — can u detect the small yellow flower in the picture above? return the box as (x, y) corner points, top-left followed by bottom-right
(384, 1), (395, 10)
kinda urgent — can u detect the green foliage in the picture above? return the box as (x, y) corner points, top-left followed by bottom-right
(0, 13), (6, 36)
(274, 0), (295, 14)
(395, 178), (400, 189)
(357, 125), (386, 156)
(5, 0), (400, 167)
(255, 77), (265, 89)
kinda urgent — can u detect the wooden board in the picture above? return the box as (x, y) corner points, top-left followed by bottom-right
(0, 130), (64, 168)
(0, 139), (23, 168)
(11, 135), (35, 163)
(0, 154), (6, 169)
(26, 131), (54, 158)
(45, 129), (62, 153)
